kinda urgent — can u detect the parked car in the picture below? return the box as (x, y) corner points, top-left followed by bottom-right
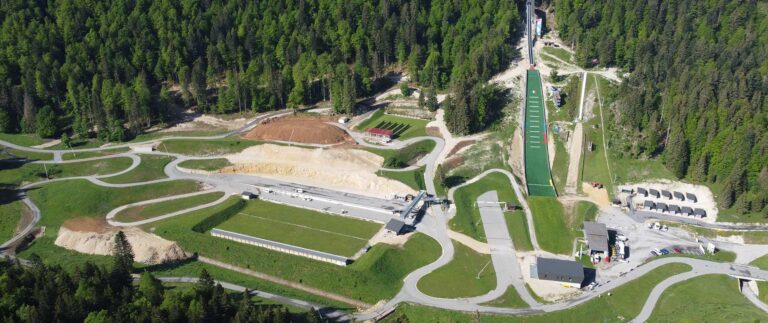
(673, 248), (682, 253)
(660, 248), (670, 255)
(651, 248), (661, 256)
(661, 225), (669, 232)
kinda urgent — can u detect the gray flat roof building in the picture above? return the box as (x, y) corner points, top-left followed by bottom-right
(385, 218), (406, 235)
(535, 257), (584, 286)
(668, 204), (681, 214)
(637, 187), (648, 196)
(681, 206), (693, 216)
(649, 189), (660, 198)
(656, 202), (668, 212)
(644, 200), (656, 209)
(673, 191), (685, 201)
(583, 221), (609, 252)
(694, 208), (707, 217)
(686, 193), (698, 203)
(661, 190), (673, 199)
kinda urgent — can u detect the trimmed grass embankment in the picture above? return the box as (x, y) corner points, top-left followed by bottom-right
(216, 200), (381, 257)
(388, 263), (692, 322)
(0, 157), (134, 186)
(355, 109), (428, 140)
(528, 198), (597, 255)
(159, 139), (259, 156)
(61, 147), (130, 160)
(148, 197), (441, 303)
(366, 139), (436, 169)
(100, 155), (174, 183)
(380, 167), (426, 191)
(177, 158), (233, 171)
(113, 191), (226, 223)
(417, 241), (497, 298)
(1, 147), (52, 161)
(449, 172), (532, 251)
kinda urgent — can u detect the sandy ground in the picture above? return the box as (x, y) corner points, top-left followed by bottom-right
(32, 139), (61, 149)
(448, 231), (491, 254)
(565, 124), (584, 194)
(55, 218), (189, 264)
(508, 128), (525, 180)
(243, 115), (353, 145)
(518, 251), (583, 301)
(159, 111), (248, 132)
(622, 180), (719, 222)
(426, 109), (488, 166)
(368, 228), (413, 247)
(222, 144), (414, 198)
(582, 182), (611, 208)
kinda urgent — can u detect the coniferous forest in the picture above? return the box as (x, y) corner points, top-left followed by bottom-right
(0, 0), (521, 140)
(553, 0), (768, 215)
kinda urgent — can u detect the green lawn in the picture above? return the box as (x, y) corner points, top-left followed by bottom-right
(750, 255), (768, 304)
(61, 148), (130, 160)
(148, 197), (441, 303)
(654, 250), (737, 263)
(505, 211), (533, 251)
(177, 158), (233, 171)
(18, 179), (200, 264)
(2, 147), (52, 161)
(388, 263), (692, 322)
(0, 133), (45, 146)
(159, 139), (259, 156)
(217, 200), (382, 257)
(649, 274), (768, 322)
(380, 167), (425, 190)
(417, 241), (497, 298)
(481, 287), (527, 308)
(528, 197), (571, 255)
(542, 47), (574, 63)
(449, 172), (523, 244)
(0, 199), (28, 243)
(355, 109), (428, 140)
(365, 139), (436, 168)
(100, 155), (174, 184)
(113, 191), (226, 223)
(665, 222), (768, 244)
(0, 157), (134, 185)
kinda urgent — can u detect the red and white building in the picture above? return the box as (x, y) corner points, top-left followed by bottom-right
(364, 128), (394, 143)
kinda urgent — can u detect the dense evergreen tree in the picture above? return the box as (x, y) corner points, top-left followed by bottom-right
(554, 0), (768, 207)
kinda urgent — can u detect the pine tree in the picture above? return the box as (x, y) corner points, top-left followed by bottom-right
(112, 231), (134, 272)
(34, 106), (57, 138)
(664, 126), (689, 178)
(435, 164), (446, 191)
(138, 273), (164, 306)
(427, 87), (439, 112)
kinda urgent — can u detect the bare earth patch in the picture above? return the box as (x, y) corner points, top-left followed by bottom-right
(243, 114), (353, 145)
(222, 144), (413, 198)
(56, 218), (189, 264)
(582, 182), (610, 208)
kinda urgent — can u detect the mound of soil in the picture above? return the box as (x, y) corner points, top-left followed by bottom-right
(57, 217), (190, 265)
(243, 115), (353, 145)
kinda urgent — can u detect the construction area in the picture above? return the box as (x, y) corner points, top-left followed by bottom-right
(242, 114), (354, 145)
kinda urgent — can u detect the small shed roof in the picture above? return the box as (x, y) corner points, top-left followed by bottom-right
(668, 204), (681, 213)
(649, 189), (660, 197)
(644, 200), (656, 208)
(656, 202), (668, 211)
(694, 208), (707, 217)
(583, 221), (609, 252)
(385, 219), (406, 234)
(686, 193), (698, 202)
(673, 191), (685, 200)
(365, 128), (394, 136)
(681, 206), (694, 214)
(637, 187), (648, 195)
(536, 257), (584, 285)
(661, 190), (672, 198)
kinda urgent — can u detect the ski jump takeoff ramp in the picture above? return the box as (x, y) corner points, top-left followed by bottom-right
(524, 69), (557, 197)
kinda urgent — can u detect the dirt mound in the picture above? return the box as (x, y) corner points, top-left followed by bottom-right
(243, 115), (353, 145)
(56, 219), (189, 265)
(223, 144), (414, 197)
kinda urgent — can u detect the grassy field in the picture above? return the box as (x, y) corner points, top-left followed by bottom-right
(2, 147), (52, 160)
(505, 211), (533, 251)
(0, 199), (29, 243)
(0, 133), (45, 146)
(17, 179), (200, 264)
(649, 274), (768, 322)
(177, 158), (233, 171)
(388, 263), (692, 322)
(449, 172), (524, 244)
(380, 167), (425, 190)
(148, 197), (441, 303)
(61, 147), (130, 160)
(100, 155), (174, 183)
(417, 241), (497, 298)
(664, 222), (768, 244)
(481, 287), (527, 308)
(750, 255), (768, 304)
(542, 47), (574, 63)
(355, 109), (428, 140)
(528, 197), (571, 254)
(216, 200), (381, 257)
(0, 157), (134, 185)
(159, 139), (259, 156)
(653, 250), (737, 263)
(365, 140), (436, 168)
(113, 191), (226, 223)
(550, 133), (569, 194)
